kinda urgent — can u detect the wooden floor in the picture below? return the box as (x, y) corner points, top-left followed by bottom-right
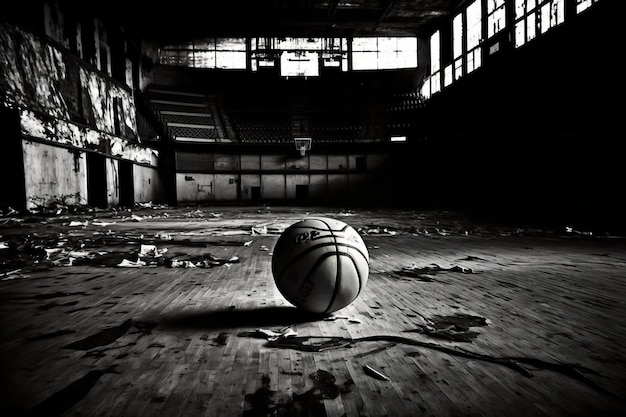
(1, 206), (625, 417)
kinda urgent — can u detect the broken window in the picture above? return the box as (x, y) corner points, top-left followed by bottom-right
(159, 38), (246, 69)
(515, 0), (564, 48)
(487, 0), (507, 38)
(539, 0), (565, 34)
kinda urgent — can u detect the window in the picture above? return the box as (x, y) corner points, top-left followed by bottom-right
(576, 0), (599, 14)
(421, 77), (432, 99)
(159, 38), (246, 69)
(430, 31), (441, 94)
(281, 51), (320, 77)
(539, 0), (565, 34)
(444, 64), (453, 87)
(277, 37), (321, 77)
(390, 136), (407, 142)
(466, 0), (482, 74)
(515, 0), (537, 47)
(487, 0), (507, 38)
(322, 38), (348, 71)
(352, 37), (417, 70)
(515, 0), (564, 48)
(453, 13), (464, 80)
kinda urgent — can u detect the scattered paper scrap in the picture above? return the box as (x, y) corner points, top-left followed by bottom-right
(69, 220), (88, 227)
(251, 225), (268, 235)
(117, 259), (147, 268)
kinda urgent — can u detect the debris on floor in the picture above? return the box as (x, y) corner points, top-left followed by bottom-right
(240, 327), (298, 342)
(405, 313), (488, 342)
(243, 370), (352, 417)
(393, 263), (474, 282)
(363, 364), (390, 381)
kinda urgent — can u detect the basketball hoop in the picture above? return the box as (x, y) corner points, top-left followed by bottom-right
(294, 137), (312, 156)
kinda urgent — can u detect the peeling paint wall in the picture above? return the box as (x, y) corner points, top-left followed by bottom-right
(0, 24), (154, 163)
(80, 67), (136, 136)
(0, 22), (164, 208)
(106, 158), (120, 206)
(0, 26), (68, 117)
(22, 141), (87, 209)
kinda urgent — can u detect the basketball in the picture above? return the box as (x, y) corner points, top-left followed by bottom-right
(271, 217), (369, 314)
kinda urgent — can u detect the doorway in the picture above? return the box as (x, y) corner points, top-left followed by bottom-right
(251, 186), (261, 202)
(296, 184), (309, 202)
(119, 160), (134, 207)
(87, 153), (107, 208)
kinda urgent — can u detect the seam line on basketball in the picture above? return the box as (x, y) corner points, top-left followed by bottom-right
(279, 252), (338, 308)
(347, 253), (363, 297)
(319, 218), (341, 314)
(276, 242), (368, 282)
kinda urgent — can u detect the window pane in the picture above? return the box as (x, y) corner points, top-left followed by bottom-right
(467, 0), (482, 50)
(217, 38), (246, 51)
(352, 37), (377, 51)
(430, 31), (440, 73)
(431, 72), (441, 93)
(215, 51), (246, 69)
(515, 0), (525, 19)
(280, 51), (319, 76)
(454, 57), (463, 80)
(515, 21), (526, 47)
(453, 13), (463, 59)
(193, 50), (215, 68)
(352, 51), (378, 70)
(527, 13), (536, 41)
(553, 0), (565, 25)
(378, 51), (397, 69)
(397, 49), (417, 68)
(488, 2), (506, 38)
(444, 64), (453, 87)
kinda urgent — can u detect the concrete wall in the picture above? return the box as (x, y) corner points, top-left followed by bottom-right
(309, 174), (328, 199)
(214, 174), (238, 200)
(134, 164), (161, 204)
(22, 141), (87, 209)
(176, 173), (215, 203)
(286, 174), (309, 199)
(240, 174), (261, 201)
(261, 175), (286, 200)
(174, 151), (392, 204)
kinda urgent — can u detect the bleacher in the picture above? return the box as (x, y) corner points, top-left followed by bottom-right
(307, 97), (366, 143)
(224, 101), (292, 144)
(384, 90), (424, 136)
(144, 86), (229, 143)
(142, 82), (422, 145)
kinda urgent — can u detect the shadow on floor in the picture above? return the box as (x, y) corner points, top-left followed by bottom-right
(157, 306), (325, 330)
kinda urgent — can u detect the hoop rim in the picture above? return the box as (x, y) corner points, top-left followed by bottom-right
(293, 137), (312, 150)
